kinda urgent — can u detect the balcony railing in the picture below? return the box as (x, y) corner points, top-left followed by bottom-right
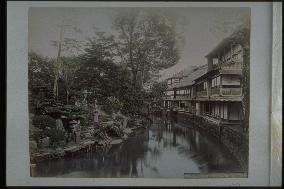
(175, 94), (191, 100)
(212, 60), (243, 71)
(209, 87), (242, 96)
(163, 88), (242, 100)
(221, 88), (242, 96)
(210, 88), (220, 95)
(162, 95), (174, 100)
(197, 90), (208, 97)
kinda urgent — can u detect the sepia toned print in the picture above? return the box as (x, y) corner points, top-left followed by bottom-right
(28, 7), (250, 178)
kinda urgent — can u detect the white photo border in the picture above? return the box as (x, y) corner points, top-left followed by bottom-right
(7, 1), (273, 186)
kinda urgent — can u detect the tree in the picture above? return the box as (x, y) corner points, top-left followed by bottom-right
(148, 81), (168, 100)
(32, 115), (65, 147)
(61, 56), (80, 104)
(50, 24), (83, 100)
(113, 9), (181, 88)
(107, 96), (124, 113)
(74, 32), (131, 104)
(28, 52), (55, 110)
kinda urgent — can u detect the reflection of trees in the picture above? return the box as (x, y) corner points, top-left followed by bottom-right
(35, 129), (150, 177)
(148, 146), (161, 161)
(131, 158), (138, 177)
(35, 116), (243, 177)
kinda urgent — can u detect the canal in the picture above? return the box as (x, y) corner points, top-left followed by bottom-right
(33, 116), (243, 178)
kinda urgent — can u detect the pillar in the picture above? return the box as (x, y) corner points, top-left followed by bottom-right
(196, 102), (200, 116)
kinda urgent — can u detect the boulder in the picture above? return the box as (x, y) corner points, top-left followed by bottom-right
(41, 137), (50, 147)
(56, 119), (65, 131)
(29, 140), (37, 150)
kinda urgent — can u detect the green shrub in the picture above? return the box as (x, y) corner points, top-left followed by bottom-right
(32, 115), (65, 147)
(106, 96), (123, 113)
(32, 115), (56, 130)
(100, 104), (113, 115)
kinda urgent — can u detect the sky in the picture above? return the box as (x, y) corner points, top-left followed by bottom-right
(29, 7), (250, 79)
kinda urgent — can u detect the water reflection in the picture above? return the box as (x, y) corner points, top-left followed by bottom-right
(34, 116), (243, 178)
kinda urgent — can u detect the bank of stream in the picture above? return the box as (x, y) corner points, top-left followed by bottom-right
(32, 115), (245, 178)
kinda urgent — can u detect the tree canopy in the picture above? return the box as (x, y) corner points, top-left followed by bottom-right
(112, 9), (181, 87)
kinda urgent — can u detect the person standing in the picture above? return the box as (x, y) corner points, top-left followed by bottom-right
(94, 110), (99, 127)
(93, 98), (99, 127)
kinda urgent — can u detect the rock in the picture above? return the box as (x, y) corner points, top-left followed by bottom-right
(110, 139), (123, 145)
(56, 119), (65, 131)
(56, 147), (63, 152)
(84, 132), (92, 138)
(30, 140), (37, 150)
(41, 137), (50, 147)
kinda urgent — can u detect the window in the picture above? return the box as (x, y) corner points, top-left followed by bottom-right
(211, 76), (220, 88)
(213, 58), (219, 65)
(217, 76), (221, 85)
(222, 75), (241, 86)
(203, 82), (208, 90)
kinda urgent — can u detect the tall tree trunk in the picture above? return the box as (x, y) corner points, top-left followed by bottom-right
(53, 74), (58, 99)
(53, 25), (63, 99)
(66, 90), (69, 105)
(132, 70), (138, 87)
(140, 62), (145, 88)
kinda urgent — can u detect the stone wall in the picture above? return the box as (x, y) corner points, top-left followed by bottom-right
(176, 113), (248, 171)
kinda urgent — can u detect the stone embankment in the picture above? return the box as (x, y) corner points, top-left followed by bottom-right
(176, 112), (248, 171)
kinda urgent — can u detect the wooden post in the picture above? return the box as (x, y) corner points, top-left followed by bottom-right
(230, 44), (233, 60)
(30, 164), (36, 177)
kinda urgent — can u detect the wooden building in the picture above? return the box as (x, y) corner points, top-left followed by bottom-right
(161, 28), (248, 128)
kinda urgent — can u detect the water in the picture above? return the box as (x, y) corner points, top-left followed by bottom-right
(33, 116), (243, 178)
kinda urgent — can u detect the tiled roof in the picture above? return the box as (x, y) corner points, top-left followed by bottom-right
(176, 65), (208, 88)
(167, 66), (197, 80)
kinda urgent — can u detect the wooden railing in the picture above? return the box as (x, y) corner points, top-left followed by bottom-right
(162, 95), (174, 100)
(163, 88), (242, 100)
(221, 88), (242, 96)
(175, 94), (191, 99)
(212, 60), (243, 71)
(197, 90), (208, 97)
(209, 87), (242, 96)
(210, 88), (220, 95)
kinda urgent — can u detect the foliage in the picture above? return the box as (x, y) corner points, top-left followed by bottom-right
(28, 10), (185, 116)
(113, 9), (181, 87)
(45, 127), (66, 147)
(51, 24), (83, 98)
(100, 104), (113, 115)
(74, 33), (131, 103)
(28, 52), (55, 101)
(107, 96), (124, 113)
(120, 87), (146, 115)
(60, 56), (80, 104)
(29, 124), (43, 144)
(32, 115), (56, 130)
(32, 115), (65, 147)
(148, 81), (168, 99)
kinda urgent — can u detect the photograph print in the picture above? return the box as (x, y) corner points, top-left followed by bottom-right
(28, 6), (250, 178)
